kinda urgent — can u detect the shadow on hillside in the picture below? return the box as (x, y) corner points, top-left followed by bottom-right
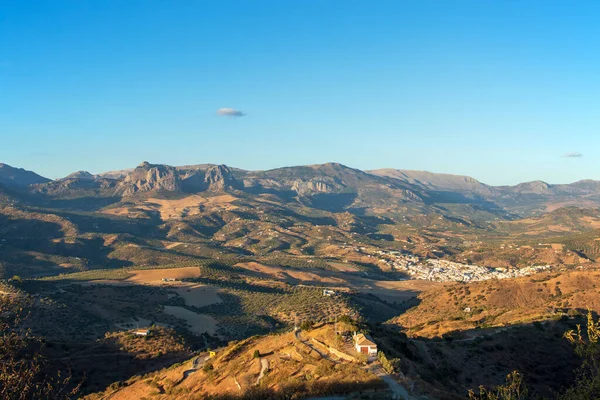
(206, 378), (387, 399)
(0, 214), (112, 277)
(48, 332), (192, 395)
(274, 207), (339, 226)
(422, 191), (501, 209)
(304, 192), (358, 212)
(46, 209), (162, 236)
(40, 196), (121, 211)
(192, 290), (283, 339)
(51, 237), (134, 269)
(0, 212), (65, 242)
(241, 186), (298, 203)
(0, 249), (66, 279)
(376, 316), (587, 398)
(351, 292), (420, 323)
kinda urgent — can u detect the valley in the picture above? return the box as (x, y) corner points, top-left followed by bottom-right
(2, 160), (600, 399)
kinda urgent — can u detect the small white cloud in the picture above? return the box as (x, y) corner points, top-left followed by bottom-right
(216, 108), (246, 117)
(563, 152), (583, 158)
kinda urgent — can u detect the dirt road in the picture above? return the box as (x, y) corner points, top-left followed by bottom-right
(256, 358), (269, 385)
(368, 362), (413, 400)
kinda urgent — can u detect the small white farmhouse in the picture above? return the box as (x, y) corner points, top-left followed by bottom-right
(353, 333), (377, 356)
(134, 330), (150, 336)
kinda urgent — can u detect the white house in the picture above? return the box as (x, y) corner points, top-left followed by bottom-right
(134, 329), (150, 336)
(353, 333), (377, 356)
(323, 289), (335, 296)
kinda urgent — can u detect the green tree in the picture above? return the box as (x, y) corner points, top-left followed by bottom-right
(300, 320), (314, 331)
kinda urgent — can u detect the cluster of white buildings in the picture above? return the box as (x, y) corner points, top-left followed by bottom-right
(374, 250), (551, 282)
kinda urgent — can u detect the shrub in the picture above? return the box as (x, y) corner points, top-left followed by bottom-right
(560, 311), (600, 399)
(377, 351), (400, 374)
(300, 320), (315, 331)
(468, 371), (527, 400)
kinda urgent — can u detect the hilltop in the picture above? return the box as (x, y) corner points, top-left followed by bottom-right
(86, 324), (390, 400)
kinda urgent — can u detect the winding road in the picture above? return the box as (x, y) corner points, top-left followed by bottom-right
(294, 329), (412, 399)
(174, 354), (210, 385)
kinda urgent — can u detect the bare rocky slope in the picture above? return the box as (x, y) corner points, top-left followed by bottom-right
(2, 160), (600, 280)
(5, 160), (600, 216)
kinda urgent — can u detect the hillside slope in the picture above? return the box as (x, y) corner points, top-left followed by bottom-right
(0, 163), (50, 187)
(86, 325), (388, 400)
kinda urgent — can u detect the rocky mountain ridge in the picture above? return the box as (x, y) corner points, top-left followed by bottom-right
(3, 161), (600, 216)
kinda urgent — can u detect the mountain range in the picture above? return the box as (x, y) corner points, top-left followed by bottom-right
(2, 160), (600, 216)
(3, 160), (600, 399)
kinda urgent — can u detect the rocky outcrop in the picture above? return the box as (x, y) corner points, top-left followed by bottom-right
(116, 161), (182, 196)
(291, 179), (338, 196)
(12, 160), (600, 216)
(115, 162), (241, 196)
(203, 165), (240, 191)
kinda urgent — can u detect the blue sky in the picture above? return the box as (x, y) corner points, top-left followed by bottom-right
(1, 1), (599, 185)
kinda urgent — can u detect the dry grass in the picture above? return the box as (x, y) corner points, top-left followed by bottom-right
(392, 269), (600, 338)
(90, 325), (385, 400)
(102, 194), (238, 220)
(125, 267), (202, 284)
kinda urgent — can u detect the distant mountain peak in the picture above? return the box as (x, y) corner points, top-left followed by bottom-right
(64, 171), (95, 180)
(512, 180), (551, 193)
(0, 163), (50, 187)
(369, 168), (495, 197)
